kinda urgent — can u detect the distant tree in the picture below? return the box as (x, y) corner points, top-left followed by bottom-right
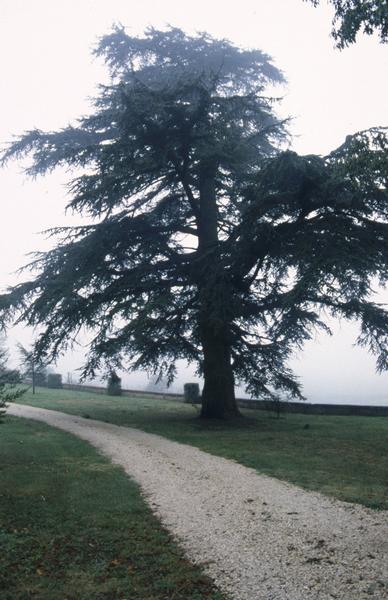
(0, 339), (25, 421)
(46, 373), (63, 389)
(17, 342), (47, 394)
(0, 28), (387, 419)
(307, 0), (388, 47)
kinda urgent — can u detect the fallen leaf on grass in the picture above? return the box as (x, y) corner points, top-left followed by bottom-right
(110, 558), (121, 566)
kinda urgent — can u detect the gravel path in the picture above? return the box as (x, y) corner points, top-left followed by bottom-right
(7, 404), (388, 600)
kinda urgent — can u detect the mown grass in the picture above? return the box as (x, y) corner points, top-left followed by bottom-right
(17, 387), (388, 510)
(0, 416), (226, 600)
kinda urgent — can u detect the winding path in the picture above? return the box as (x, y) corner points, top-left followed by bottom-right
(8, 404), (388, 600)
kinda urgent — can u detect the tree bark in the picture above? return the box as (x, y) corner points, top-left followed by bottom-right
(200, 326), (239, 418)
(197, 159), (240, 419)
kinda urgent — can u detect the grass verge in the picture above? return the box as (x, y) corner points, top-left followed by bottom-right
(16, 387), (388, 510)
(0, 416), (226, 600)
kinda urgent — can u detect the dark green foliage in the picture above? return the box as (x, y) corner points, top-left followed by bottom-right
(46, 373), (62, 389)
(184, 382), (200, 404)
(0, 27), (387, 418)
(307, 0), (388, 47)
(107, 371), (122, 396)
(0, 340), (25, 420)
(34, 370), (47, 387)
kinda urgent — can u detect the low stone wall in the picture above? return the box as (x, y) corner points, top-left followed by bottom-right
(236, 398), (388, 417)
(62, 383), (183, 401)
(62, 384), (388, 417)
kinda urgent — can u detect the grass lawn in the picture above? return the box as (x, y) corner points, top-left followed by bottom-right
(16, 387), (388, 510)
(0, 416), (226, 600)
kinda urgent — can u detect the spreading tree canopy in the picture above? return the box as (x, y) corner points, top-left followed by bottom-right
(1, 27), (387, 418)
(307, 0), (388, 48)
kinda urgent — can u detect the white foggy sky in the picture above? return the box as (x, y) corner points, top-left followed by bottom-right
(0, 0), (387, 401)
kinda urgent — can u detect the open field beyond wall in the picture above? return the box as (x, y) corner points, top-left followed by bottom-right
(15, 388), (388, 510)
(0, 416), (226, 600)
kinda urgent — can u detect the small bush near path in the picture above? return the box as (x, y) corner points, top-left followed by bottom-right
(16, 388), (388, 511)
(0, 416), (226, 600)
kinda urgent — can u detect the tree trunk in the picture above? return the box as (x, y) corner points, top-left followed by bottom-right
(197, 159), (240, 419)
(32, 358), (35, 395)
(200, 328), (239, 418)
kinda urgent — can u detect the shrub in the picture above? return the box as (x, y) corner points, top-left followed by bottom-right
(107, 371), (122, 396)
(0, 341), (25, 420)
(184, 383), (200, 404)
(47, 373), (63, 389)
